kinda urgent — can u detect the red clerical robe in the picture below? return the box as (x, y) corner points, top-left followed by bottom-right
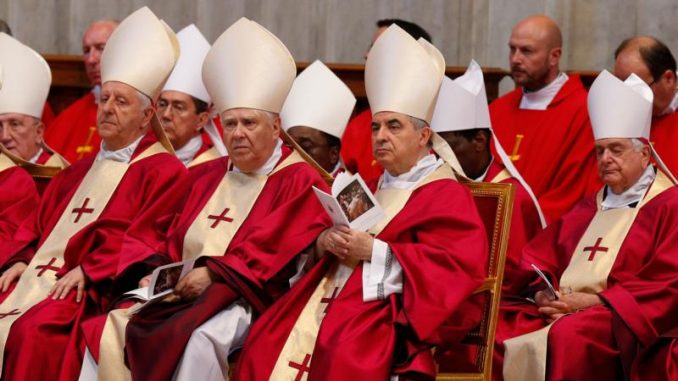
(490, 75), (600, 223)
(122, 146), (331, 381)
(234, 175), (488, 381)
(494, 178), (678, 381)
(0, 165), (39, 243)
(42, 102), (55, 126)
(650, 109), (678, 176)
(340, 108), (384, 182)
(0, 132), (188, 381)
(44, 92), (100, 164)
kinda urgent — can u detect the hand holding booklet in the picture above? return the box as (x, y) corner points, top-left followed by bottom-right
(531, 263), (559, 301)
(124, 259), (196, 302)
(312, 172), (384, 231)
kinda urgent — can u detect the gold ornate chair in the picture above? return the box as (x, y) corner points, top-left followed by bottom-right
(436, 181), (515, 381)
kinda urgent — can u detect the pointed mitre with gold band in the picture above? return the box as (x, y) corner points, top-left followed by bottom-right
(0, 33), (69, 174)
(588, 70), (677, 183)
(202, 17), (296, 115)
(162, 24), (227, 156)
(281, 60), (356, 139)
(431, 60), (546, 227)
(100, 6), (179, 153)
(365, 24), (445, 124)
(0, 33), (51, 119)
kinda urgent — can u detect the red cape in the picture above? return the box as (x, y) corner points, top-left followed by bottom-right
(0, 132), (189, 381)
(0, 166), (40, 244)
(44, 92), (100, 163)
(490, 75), (601, 223)
(235, 176), (488, 381)
(123, 146), (332, 381)
(651, 109), (678, 177)
(494, 179), (678, 380)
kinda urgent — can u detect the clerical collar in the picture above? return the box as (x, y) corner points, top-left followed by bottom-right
(381, 154), (443, 190)
(601, 165), (656, 210)
(233, 138), (283, 175)
(96, 135), (144, 163)
(28, 148), (43, 164)
(659, 93), (678, 116)
(174, 135), (203, 167)
(91, 85), (101, 105)
(519, 72), (568, 110)
(473, 157), (494, 182)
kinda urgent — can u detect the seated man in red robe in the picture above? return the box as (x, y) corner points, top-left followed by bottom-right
(614, 36), (678, 178)
(497, 71), (678, 381)
(490, 15), (600, 223)
(341, 18), (432, 182)
(0, 7), (188, 380)
(78, 18), (330, 381)
(613, 35), (678, 381)
(44, 20), (118, 163)
(235, 24), (488, 381)
(0, 59), (41, 244)
(282, 60), (355, 177)
(157, 24), (227, 168)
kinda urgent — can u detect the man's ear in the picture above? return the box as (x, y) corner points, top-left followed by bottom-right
(473, 130), (489, 152)
(196, 112), (210, 132)
(420, 126), (432, 147)
(329, 145), (340, 168)
(549, 47), (562, 67)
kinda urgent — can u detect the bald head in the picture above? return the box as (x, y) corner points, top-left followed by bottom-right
(614, 36), (677, 115)
(82, 20), (118, 86)
(508, 15), (563, 91)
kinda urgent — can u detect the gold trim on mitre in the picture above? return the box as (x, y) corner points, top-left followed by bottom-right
(365, 25), (445, 124)
(202, 17), (296, 115)
(0, 33), (51, 118)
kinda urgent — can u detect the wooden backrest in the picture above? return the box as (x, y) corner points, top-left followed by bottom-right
(436, 181), (515, 381)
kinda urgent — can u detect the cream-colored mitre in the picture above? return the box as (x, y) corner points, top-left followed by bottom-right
(281, 60), (356, 139)
(0, 33), (51, 118)
(588, 70), (652, 140)
(365, 24), (445, 124)
(202, 17), (296, 114)
(101, 6), (179, 99)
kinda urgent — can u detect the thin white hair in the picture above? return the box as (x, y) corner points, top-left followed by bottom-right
(409, 116), (429, 130)
(631, 137), (646, 152)
(136, 89), (151, 110)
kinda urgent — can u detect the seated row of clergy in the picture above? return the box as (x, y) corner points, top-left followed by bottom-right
(0, 8), (487, 381)
(0, 7), (675, 381)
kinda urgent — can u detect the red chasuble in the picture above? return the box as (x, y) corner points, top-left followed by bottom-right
(0, 132), (188, 381)
(42, 102), (55, 126)
(44, 92), (100, 164)
(234, 177), (488, 381)
(650, 109), (678, 176)
(490, 76), (601, 223)
(494, 180), (678, 380)
(340, 108), (384, 182)
(0, 166), (39, 243)
(123, 146), (331, 381)
(630, 337), (677, 381)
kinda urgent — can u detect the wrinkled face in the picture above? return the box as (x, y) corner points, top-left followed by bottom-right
(97, 81), (152, 150)
(595, 138), (650, 193)
(157, 90), (208, 150)
(371, 111), (431, 176)
(222, 108), (280, 173)
(363, 26), (387, 60)
(0, 113), (43, 160)
(614, 50), (676, 115)
(508, 24), (559, 90)
(288, 125), (339, 172)
(82, 23), (116, 86)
